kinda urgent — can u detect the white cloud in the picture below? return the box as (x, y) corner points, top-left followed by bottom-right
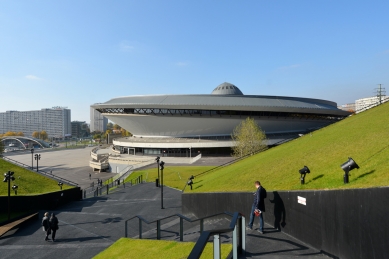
(119, 41), (134, 52)
(25, 75), (43, 80)
(278, 64), (301, 71)
(176, 61), (189, 67)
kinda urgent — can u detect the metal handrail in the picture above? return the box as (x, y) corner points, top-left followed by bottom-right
(124, 211), (234, 241)
(1, 156), (78, 186)
(188, 212), (246, 259)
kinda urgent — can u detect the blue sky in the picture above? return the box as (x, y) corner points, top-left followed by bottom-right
(1, 1), (388, 121)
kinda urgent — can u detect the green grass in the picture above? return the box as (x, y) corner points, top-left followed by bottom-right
(93, 238), (232, 259)
(0, 211), (30, 224)
(126, 166), (214, 190)
(0, 159), (73, 196)
(186, 102), (389, 192)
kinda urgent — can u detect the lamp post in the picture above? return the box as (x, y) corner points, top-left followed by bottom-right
(34, 153), (41, 172)
(30, 148), (34, 170)
(160, 161), (165, 209)
(156, 156), (160, 187)
(58, 182), (63, 190)
(3, 171), (15, 220)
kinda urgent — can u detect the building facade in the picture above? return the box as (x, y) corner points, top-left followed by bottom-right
(90, 106), (108, 133)
(0, 107), (71, 138)
(92, 82), (350, 156)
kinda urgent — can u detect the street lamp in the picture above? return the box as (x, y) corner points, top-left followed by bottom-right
(34, 154), (41, 172)
(30, 148), (34, 170)
(3, 171), (16, 220)
(299, 166), (310, 184)
(156, 156), (160, 187)
(341, 157), (359, 184)
(58, 181), (63, 190)
(160, 161), (165, 209)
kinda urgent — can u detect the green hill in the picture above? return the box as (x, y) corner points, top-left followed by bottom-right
(0, 159), (73, 195)
(189, 102), (389, 192)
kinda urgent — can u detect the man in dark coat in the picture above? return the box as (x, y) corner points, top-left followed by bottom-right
(42, 212), (51, 241)
(247, 181), (266, 234)
(49, 213), (59, 242)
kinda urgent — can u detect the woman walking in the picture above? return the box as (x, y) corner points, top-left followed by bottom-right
(49, 213), (59, 242)
(42, 212), (51, 241)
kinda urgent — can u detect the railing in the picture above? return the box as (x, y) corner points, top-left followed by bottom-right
(83, 171), (143, 199)
(124, 211), (245, 259)
(1, 156), (78, 186)
(188, 212), (245, 259)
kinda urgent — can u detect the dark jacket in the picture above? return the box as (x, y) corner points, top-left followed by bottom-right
(49, 216), (59, 230)
(253, 186), (266, 212)
(42, 216), (50, 231)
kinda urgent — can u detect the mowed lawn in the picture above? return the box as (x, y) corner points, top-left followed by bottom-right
(126, 166), (214, 190)
(0, 159), (73, 195)
(186, 102), (389, 192)
(93, 238), (232, 259)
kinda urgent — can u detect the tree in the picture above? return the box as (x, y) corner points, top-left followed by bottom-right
(113, 124), (121, 130)
(231, 117), (267, 157)
(40, 130), (48, 140)
(104, 129), (112, 137)
(0, 131), (24, 137)
(121, 128), (132, 137)
(107, 122), (113, 130)
(32, 131), (40, 139)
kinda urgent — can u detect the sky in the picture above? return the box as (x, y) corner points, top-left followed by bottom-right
(0, 1), (388, 122)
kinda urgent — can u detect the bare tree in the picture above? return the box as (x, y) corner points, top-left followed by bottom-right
(0, 139), (4, 155)
(232, 117), (267, 157)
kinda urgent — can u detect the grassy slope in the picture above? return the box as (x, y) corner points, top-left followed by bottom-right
(0, 159), (73, 195)
(189, 102), (389, 192)
(126, 166), (214, 190)
(93, 238), (231, 259)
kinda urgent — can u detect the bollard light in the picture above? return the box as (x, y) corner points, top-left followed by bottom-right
(341, 157), (359, 184)
(58, 181), (63, 190)
(298, 166), (310, 184)
(12, 184), (18, 195)
(187, 175), (194, 190)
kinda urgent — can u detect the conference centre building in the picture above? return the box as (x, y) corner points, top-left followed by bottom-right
(91, 83), (350, 156)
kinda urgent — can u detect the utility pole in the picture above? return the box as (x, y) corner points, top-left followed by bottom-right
(375, 84), (385, 105)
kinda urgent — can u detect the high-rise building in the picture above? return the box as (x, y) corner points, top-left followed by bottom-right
(71, 121), (89, 138)
(90, 106), (107, 133)
(0, 107), (71, 138)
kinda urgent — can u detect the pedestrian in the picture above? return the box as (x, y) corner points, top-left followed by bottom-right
(42, 212), (51, 241)
(49, 213), (59, 242)
(247, 180), (267, 234)
(89, 173), (91, 180)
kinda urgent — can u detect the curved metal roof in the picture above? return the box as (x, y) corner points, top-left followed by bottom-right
(92, 94), (349, 116)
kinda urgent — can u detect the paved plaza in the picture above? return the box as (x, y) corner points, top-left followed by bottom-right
(5, 147), (115, 189)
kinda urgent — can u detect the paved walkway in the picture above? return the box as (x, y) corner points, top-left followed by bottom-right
(0, 182), (329, 259)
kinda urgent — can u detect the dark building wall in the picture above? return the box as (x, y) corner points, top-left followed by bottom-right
(0, 187), (82, 213)
(182, 188), (389, 259)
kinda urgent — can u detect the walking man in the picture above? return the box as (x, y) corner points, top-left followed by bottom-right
(247, 181), (266, 234)
(42, 212), (51, 241)
(49, 213), (59, 242)
(89, 173), (91, 180)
